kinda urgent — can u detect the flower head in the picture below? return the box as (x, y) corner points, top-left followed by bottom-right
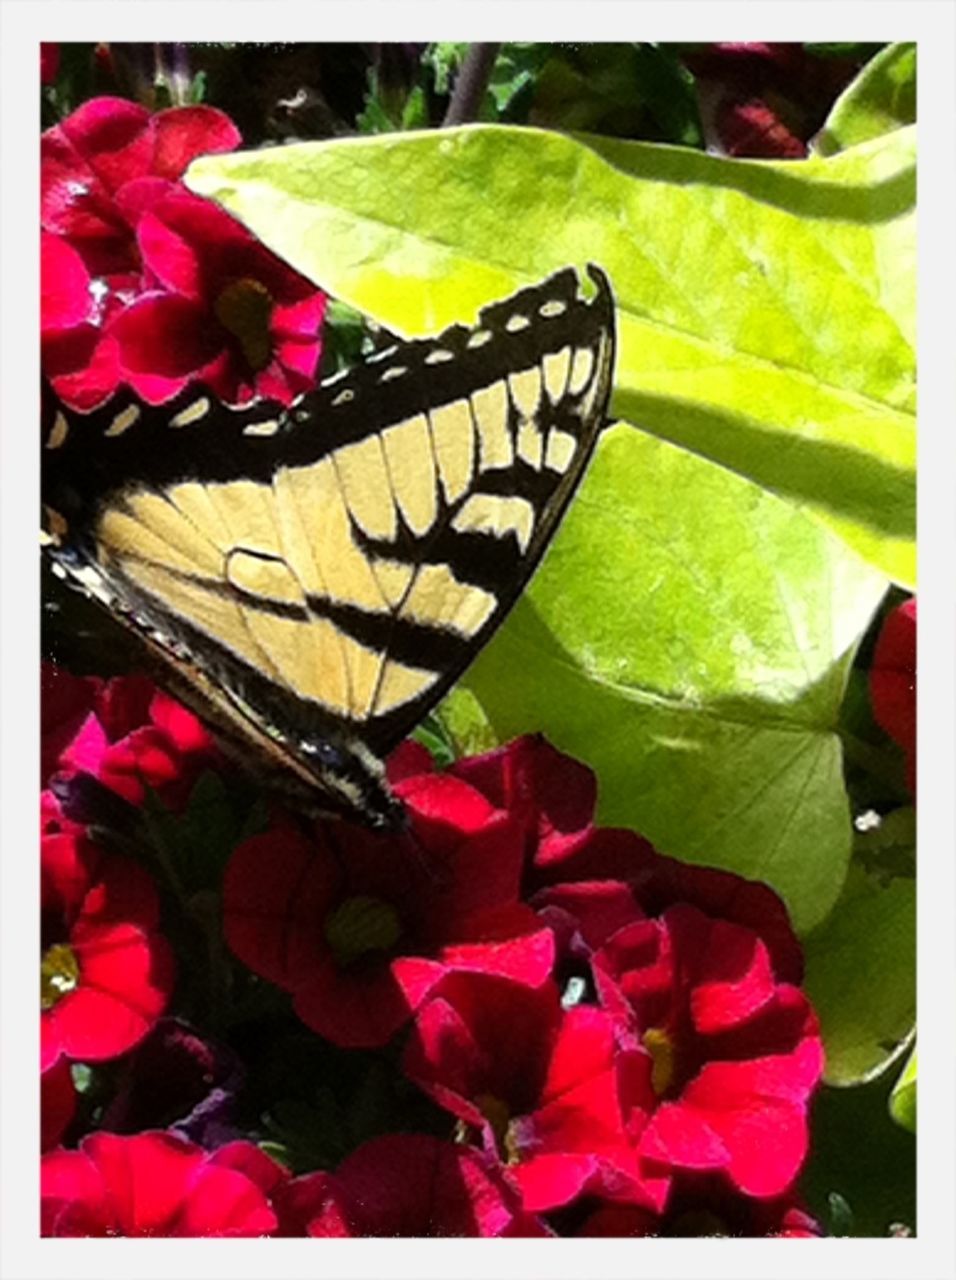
(41, 821), (175, 1065)
(223, 766), (554, 1048)
(41, 96), (325, 408)
(42, 1131), (282, 1236)
(275, 1135), (546, 1237)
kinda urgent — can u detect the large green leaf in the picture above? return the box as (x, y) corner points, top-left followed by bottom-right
(453, 426), (884, 934)
(802, 807), (916, 1082)
(187, 123), (915, 584)
(814, 43), (916, 156)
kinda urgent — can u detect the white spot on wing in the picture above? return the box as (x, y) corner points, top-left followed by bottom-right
(568, 347), (595, 396)
(545, 428), (577, 474)
(46, 411), (69, 450)
(104, 404), (141, 437)
(505, 313), (531, 333)
(539, 299), (567, 318)
(425, 348), (455, 365)
(170, 397), (210, 427)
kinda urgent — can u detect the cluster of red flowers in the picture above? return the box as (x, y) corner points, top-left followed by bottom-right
(41, 662), (825, 1237)
(869, 598), (917, 796)
(41, 96), (326, 410)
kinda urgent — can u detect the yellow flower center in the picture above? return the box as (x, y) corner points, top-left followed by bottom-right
(324, 895), (403, 967)
(214, 277), (273, 371)
(41, 942), (80, 1009)
(643, 1025), (676, 1096)
(476, 1093), (521, 1164)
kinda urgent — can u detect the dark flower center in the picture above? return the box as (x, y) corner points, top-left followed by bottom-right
(476, 1093), (520, 1164)
(324, 895), (403, 967)
(214, 277), (273, 371)
(41, 942), (80, 1009)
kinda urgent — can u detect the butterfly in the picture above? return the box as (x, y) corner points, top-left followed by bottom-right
(41, 264), (616, 830)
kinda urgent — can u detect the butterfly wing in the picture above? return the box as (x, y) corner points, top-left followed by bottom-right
(43, 264), (615, 802)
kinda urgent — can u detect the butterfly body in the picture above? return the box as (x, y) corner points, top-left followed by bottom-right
(42, 265), (615, 829)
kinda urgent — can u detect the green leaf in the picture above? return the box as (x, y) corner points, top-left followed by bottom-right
(801, 1072), (915, 1236)
(452, 426), (885, 934)
(411, 713), (456, 768)
(814, 43), (916, 156)
(425, 43), (469, 96)
(803, 807), (915, 1082)
(889, 1043), (916, 1133)
(186, 122), (914, 584)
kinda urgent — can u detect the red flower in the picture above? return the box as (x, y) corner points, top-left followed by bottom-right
(403, 974), (668, 1214)
(275, 1135), (547, 1237)
(535, 880), (822, 1199)
(42, 97), (240, 272)
(396, 733), (658, 871)
(111, 187), (326, 405)
(681, 43), (862, 158)
(41, 96), (325, 408)
(870, 597), (916, 793)
(41, 43), (60, 85)
(41, 822), (174, 1064)
(41, 662), (98, 786)
(41, 1131), (281, 1236)
(223, 769), (554, 1048)
(41, 1056), (76, 1152)
(44, 664), (215, 810)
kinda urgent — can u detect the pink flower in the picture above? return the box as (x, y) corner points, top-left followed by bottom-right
(403, 973), (668, 1214)
(110, 186), (326, 405)
(223, 768), (554, 1048)
(43, 664), (215, 810)
(275, 1135), (547, 1237)
(41, 822), (175, 1065)
(534, 879), (823, 1199)
(42, 1131), (282, 1236)
(41, 43), (60, 85)
(41, 96), (325, 408)
(42, 97), (240, 273)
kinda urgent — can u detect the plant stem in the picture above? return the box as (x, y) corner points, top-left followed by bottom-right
(443, 43), (501, 126)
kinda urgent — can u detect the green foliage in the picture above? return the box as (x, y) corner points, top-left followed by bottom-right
(425, 42), (549, 123)
(803, 808), (915, 1082)
(411, 713), (456, 769)
(187, 121), (914, 587)
(814, 43), (916, 156)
